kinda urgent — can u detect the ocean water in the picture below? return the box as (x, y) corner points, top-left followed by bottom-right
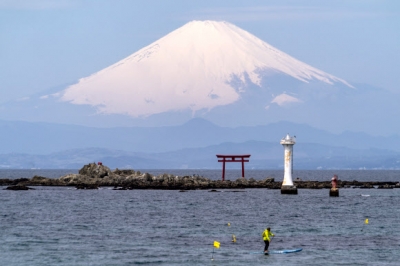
(0, 170), (399, 265)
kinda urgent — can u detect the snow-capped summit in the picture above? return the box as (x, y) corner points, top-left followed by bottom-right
(61, 20), (352, 117)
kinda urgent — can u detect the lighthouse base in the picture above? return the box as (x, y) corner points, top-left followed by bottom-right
(281, 185), (298, 195)
(329, 188), (339, 197)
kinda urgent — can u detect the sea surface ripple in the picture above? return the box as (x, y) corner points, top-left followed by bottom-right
(0, 170), (399, 265)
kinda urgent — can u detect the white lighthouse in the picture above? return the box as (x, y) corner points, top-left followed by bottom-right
(280, 133), (298, 194)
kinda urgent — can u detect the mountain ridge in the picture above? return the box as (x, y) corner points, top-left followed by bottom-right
(0, 118), (399, 154)
(1, 140), (399, 170)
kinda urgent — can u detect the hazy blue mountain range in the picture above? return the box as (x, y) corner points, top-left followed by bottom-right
(1, 118), (400, 154)
(0, 141), (398, 170)
(0, 118), (399, 169)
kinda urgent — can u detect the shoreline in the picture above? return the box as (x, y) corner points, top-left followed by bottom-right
(2, 177), (399, 190)
(2, 163), (399, 190)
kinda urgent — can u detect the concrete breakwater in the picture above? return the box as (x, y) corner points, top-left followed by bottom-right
(1, 163), (400, 190)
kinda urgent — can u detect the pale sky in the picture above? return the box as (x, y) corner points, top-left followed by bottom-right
(1, 0), (399, 103)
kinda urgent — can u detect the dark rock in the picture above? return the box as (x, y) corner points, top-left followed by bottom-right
(144, 173), (153, 182)
(378, 184), (393, 189)
(359, 184), (374, 189)
(29, 175), (66, 186)
(0, 179), (13, 186)
(6, 185), (34, 190)
(235, 178), (248, 186)
(75, 183), (99, 189)
(263, 177), (274, 183)
(113, 168), (136, 176)
(79, 163), (112, 178)
(11, 178), (30, 185)
(31, 175), (47, 182)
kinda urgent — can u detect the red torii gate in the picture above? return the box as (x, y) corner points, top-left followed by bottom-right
(216, 154), (251, 181)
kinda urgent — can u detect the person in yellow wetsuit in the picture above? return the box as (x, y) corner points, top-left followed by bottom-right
(262, 227), (274, 253)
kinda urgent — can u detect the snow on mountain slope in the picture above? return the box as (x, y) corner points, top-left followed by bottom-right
(270, 93), (303, 106)
(61, 20), (352, 117)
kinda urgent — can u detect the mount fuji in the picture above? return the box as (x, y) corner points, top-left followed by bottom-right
(2, 20), (399, 134)
(61, 20), (352, 118)
(2, 20), (400, 167)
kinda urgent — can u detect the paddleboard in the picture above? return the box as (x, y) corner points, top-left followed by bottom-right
(270, 248), (302, 254)
(250, 248), (302, 254)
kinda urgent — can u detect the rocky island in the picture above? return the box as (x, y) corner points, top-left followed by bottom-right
(1, 163), (399, 190)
